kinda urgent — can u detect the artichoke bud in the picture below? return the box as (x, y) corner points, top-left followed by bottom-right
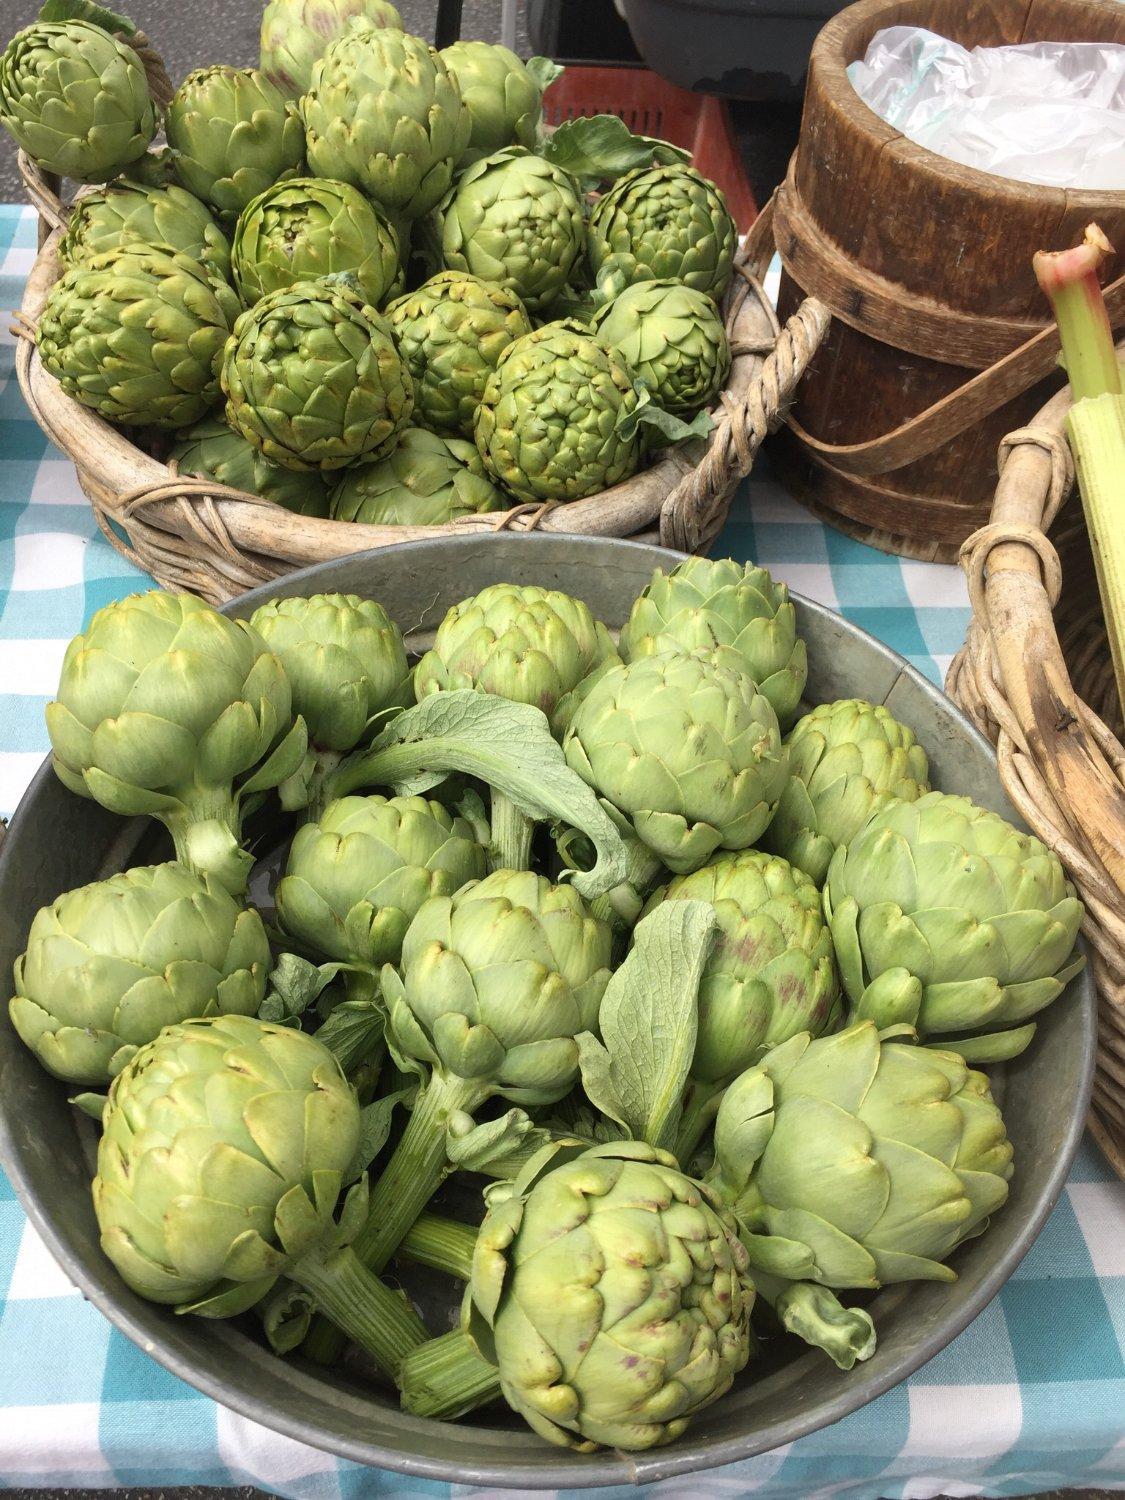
(591, 278), (732, 420)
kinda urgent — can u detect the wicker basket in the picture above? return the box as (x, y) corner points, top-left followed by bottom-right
(14, 155), (829, 605)
(947, 373), (1125, 1180)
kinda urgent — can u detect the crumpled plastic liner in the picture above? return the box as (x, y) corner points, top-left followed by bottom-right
(847, 26), (1125, 189)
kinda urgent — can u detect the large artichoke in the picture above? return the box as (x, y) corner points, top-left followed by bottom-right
(465, 1140), (754, 1451)
(221, 280), (413, 472)
(385, 271), (532, 440)
(9, 863), (270, 1085)
(45, 590), (306, 895)
(764, 699), (931, 885)
(475, 322), (646, 503)
(620, 557), (808, 730)
(330, 427), (507, 526)
(587, 164), (737, 302)
(823, 791), (1085, 1059)
(564, 651), (788, 873)
(301, 25), (469, 221)
(592, 279), (731, 418)
(61, 179), (231, 281)
(440, 41), (542, 166)
(166, 66), (305, 221)
(0, 20), (158, 182)
(433, 147), (584, 314)
(37, 244), (240, 430)
(231, 177), (402, 308)
(171, 417), (331, 516)
(260, 0), (403, 97)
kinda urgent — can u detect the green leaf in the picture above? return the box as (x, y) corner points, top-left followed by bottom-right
(312, 996), (387, 1072)
(39, 0), (138, 35)
(346, 1087), (415, 1182)
(259, 953), (347, 1024)
(527, 55), (565, 93)
(540, 114), (690, 187)
(629, 403), (714, 448)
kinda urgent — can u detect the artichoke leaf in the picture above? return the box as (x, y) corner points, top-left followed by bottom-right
(539, 114), (689, 188)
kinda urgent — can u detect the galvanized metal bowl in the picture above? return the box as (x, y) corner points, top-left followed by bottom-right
(0, 535), (1096, 1488)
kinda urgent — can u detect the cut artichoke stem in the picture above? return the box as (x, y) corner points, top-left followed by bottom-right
(396, 1211), (477, 1281)
(286, 1239), (428, 1379)
(489, 790), (534, 872)
(398, 1325), (502, 1419)
(752, 1269), (876, 1372)
(168, 803), (254, 896)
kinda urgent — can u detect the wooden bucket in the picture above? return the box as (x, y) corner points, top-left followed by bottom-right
(761, 0), (1125, 562)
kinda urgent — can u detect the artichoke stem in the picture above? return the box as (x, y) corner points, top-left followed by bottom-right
(167, 794), (252, 896)
(489, 791), (534, 872)
(396, 1211), (477, 1281)
(674, 1078), (724, 1164)
(398, 1327), (502, 1418)
(752, 1269), (876, 1372)
(286, 1244), (427, 1379)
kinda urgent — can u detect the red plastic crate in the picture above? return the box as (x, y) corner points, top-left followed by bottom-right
(542, 65), (758, 232)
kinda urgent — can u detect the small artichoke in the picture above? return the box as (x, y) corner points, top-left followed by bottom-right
(260, 0), (403, 97)
(221, 280), (413, 472)
(433, 147), (585, 313)
(0, 20), (158, 182)
(465, 1140), (754, 1451)
(592, 279), (731, 417)
(440, 41), (542, 166)
(385, 271), (532, 439)
(330, 427), (507, 525)
(9, 862), (270, 1085)
(231, 177), (402, 308)
(587, 164), (737, 302)
(824, 791), (1085, 1059)
(61, 179), (232, 282)
(170, 417), (331, 516)
(166, 66), (305, 222)
(620, 557), (807, 730)
(764, 699), (931, 885)
(301, 25), (469, 222)
(475, 322), (645, 503)
(564, 651), (788, 873)
(37, 244), (240, 431)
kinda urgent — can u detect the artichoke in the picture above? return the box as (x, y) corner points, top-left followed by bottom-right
(9, 863), (270, 1085)
(475, 322), (646, 503)
(592, 279), (731, 417)
(587, 164), (737, 302)
(45, 590), (306, 895)
(440, 41), (542, 167)
(564, 651), (788, 874)
(221, 280), (413, 473)
(61, 180), (232, 282)
(465, 1140), (754, 1451)
(231, 177), (402, 309)
(260, 0), (403, 97)
(37, 244), (240, 431)
(385, 271), (532, 440)
(170, 417), (331, 516)
(824, 791), (1085, 1059)
(620, 557), (808, 730)
(301, 25), (469, 222)
(764, 699), (931, 885)
(645, 849), (841, 1159)
(93, 1014), (426, 1375)
(166, 66), (305, 221)
(433, 147), (585, 313)
(330, 427), (507, 526)
(0, 20), (158, 182)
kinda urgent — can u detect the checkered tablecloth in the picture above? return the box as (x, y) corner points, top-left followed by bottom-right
(1, 202), (1123, 1499)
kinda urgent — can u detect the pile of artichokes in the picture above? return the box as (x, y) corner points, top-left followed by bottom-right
(8, 553), (1085, 1455)
(3, 0), (742, 523)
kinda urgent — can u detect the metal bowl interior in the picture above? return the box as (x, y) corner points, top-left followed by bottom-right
(0, 534), (1096, 1489)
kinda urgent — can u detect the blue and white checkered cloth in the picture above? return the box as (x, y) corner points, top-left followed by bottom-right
(1, 203), (1123, 1498)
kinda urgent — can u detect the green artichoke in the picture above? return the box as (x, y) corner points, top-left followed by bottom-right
(221, 280), (413, 472)
(9, 862), (270, 1085)
(301, 24), (469, 221)
(587, 164), (737, 303)
(465, 1140), (754, 1451)
(61, 180), (232, 282)
(170, 417), (331, 516)
(37, 244), (240, 431)
(823, 791), (1085, 1060)
(620, 557), (808, 730)
(93, 1014), (426, 1375)
(0, 20), (158, 182)
(592, 279), (731, 417)
(564, 651), (788, 873)
(260, 0), (403, 97)
(440, 41), (542, 166)
(385, 271), (532, 440)
(231, 177), (402, 308)
(433, 147), (585, 313)
(46, 590), (306, 895)
(166, 66), (305, 222)
(330, 427), (507, 525)
(475, 322), (646, 503)
(764, 699), (931, 885)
